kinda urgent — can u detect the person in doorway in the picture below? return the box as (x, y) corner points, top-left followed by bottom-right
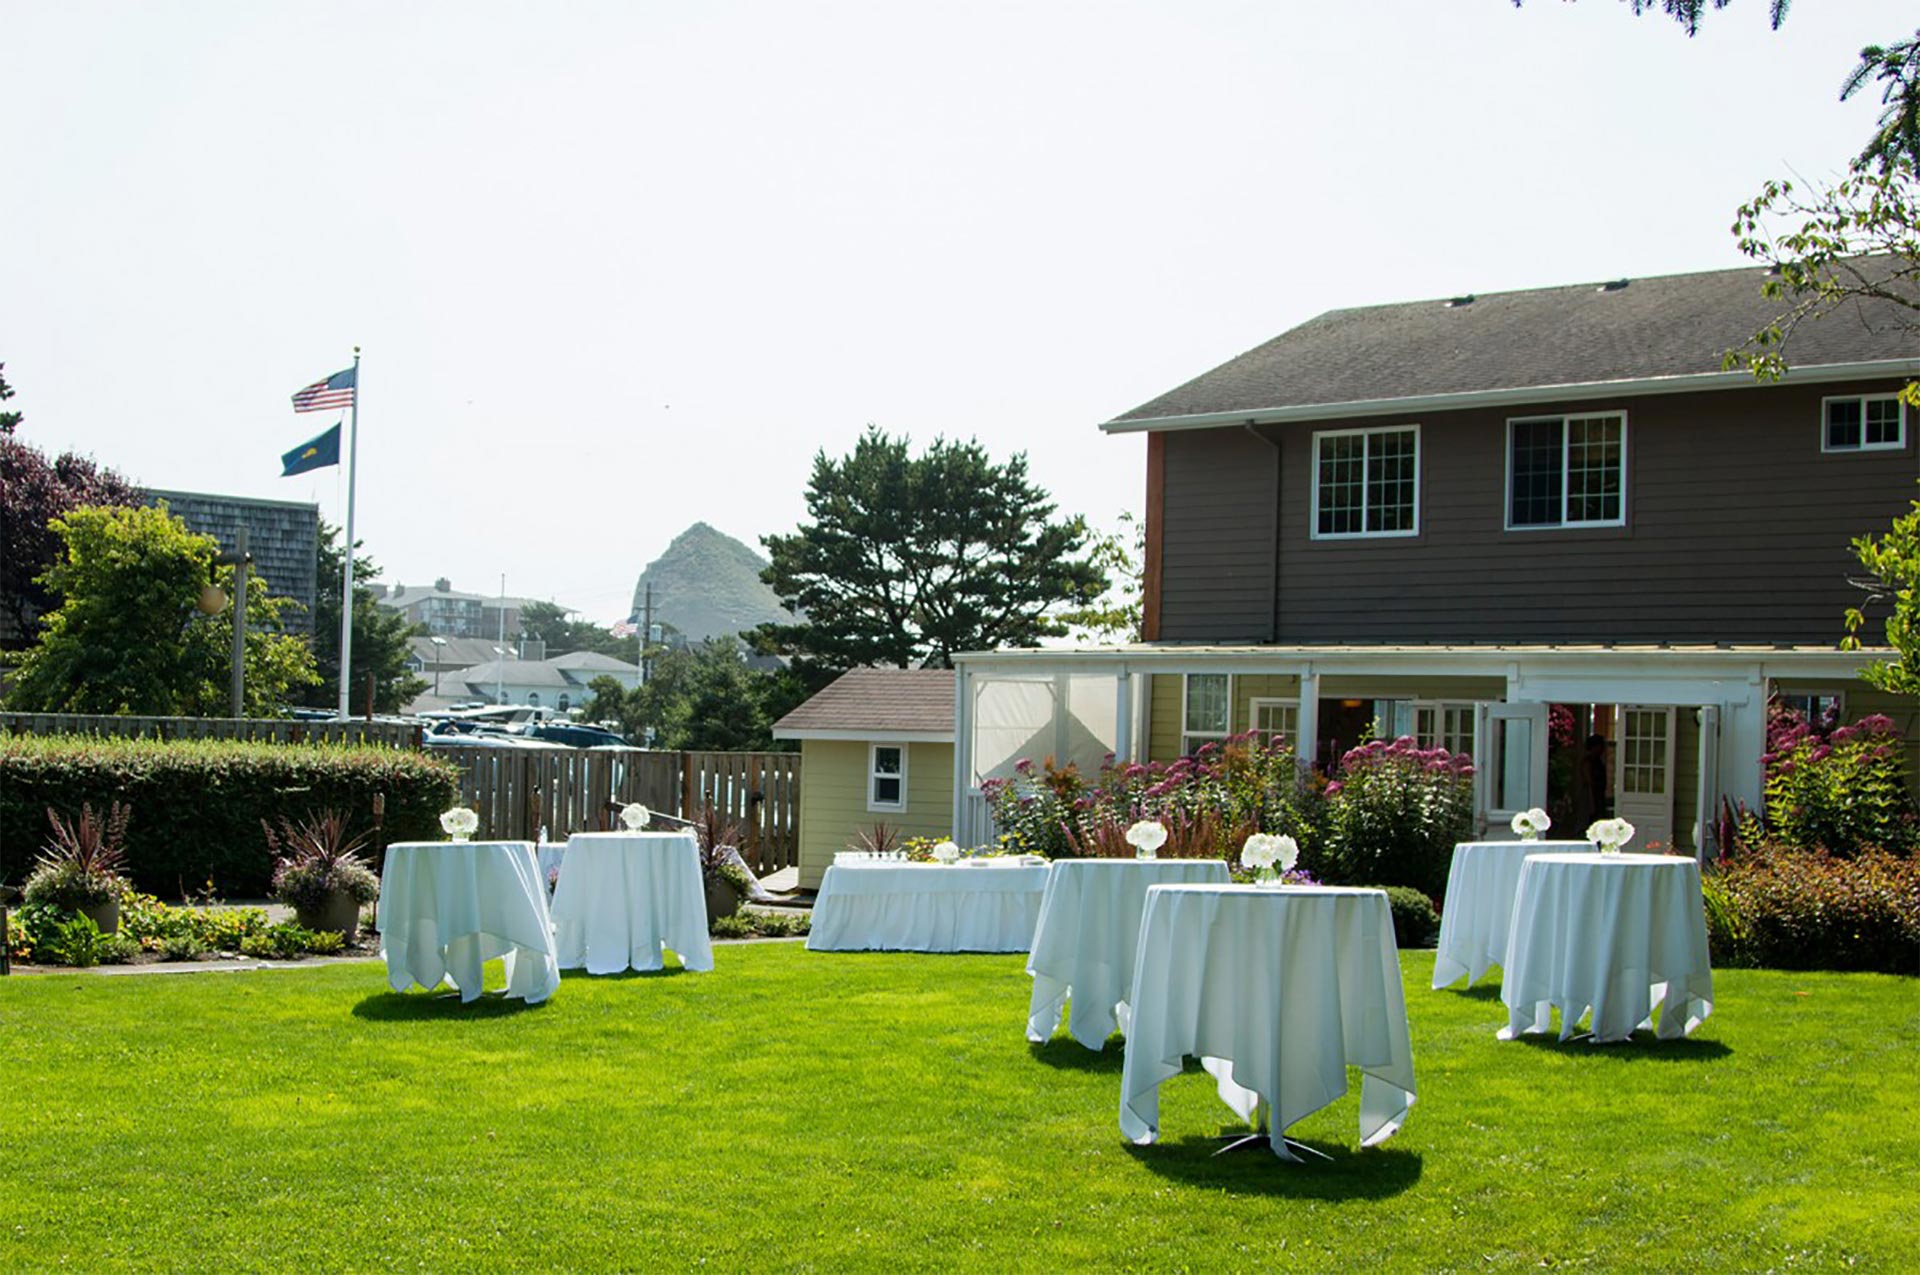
(1571, 733), (1611, 831)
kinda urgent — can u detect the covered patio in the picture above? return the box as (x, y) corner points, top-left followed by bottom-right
(950, 643), (1898, 853)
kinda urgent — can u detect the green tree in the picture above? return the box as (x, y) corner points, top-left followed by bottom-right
(0, 362), (21, 435)
(297, 521), (427, 715)
(7, 504), (319, 715)
(1843, 495), (1920, 693)
(518, 600), (634, 658)
(581, 641), (806, 751)
(755, 428), (1107, 672)
(0, 434), (143, 646)
(1057, 512), (1145, 644)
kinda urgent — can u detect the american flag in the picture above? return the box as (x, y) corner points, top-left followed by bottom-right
(291, 367), (356, 413)
(610, 620), (639, 638)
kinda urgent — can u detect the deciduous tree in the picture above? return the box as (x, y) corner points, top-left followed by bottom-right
(0, 435), (143, 645)
(756, 428), (1106, 671)
(7, 504), (319, 715)
(296, 521), (427, 715)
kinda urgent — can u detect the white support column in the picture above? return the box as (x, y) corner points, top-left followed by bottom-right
(1114, 664), (1133, 764)
(952, 665), (974, 846)
(1297, 665), (1320, 774)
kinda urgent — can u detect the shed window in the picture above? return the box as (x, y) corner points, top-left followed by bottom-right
(1823, 395), (1905, 452)
(869, 744), (907, 812)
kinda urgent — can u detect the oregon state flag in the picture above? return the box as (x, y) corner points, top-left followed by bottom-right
(281, 423), (341, 477)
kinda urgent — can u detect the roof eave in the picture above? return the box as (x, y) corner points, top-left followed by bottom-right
(1098, 358), (1920, 435)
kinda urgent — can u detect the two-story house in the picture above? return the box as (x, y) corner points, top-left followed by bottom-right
(950, 261), (1919, 855)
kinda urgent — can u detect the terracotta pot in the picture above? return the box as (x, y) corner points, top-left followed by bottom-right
(80, 896), (120, 935)
(704, 876), (741, 926)
(295, 891), (362, 945)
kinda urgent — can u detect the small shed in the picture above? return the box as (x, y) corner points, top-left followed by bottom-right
(773, 668), (955, 891)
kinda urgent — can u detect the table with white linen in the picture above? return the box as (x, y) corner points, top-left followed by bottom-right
(1026, 858), (1231, 1049)
(378, 840), (559, 1003)
(550, 830), (714, 974)
(1500, 853), (1713, 1043)
(1432, 840), (1595, 989)
(806, 860), (1051, 952)
(1120, 884), (1416, 1161)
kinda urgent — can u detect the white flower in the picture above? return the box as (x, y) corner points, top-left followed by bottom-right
(1511, 807), (1552, 840)
(1241, 832), (1280, 870)
(619, 803), (650, 831)
(1586, 817), (1637, 852)
(1275, 835), (1299, 873)
(1124, 820), (1168, 854)
(932, 839), (961, 864)
(439, 806), (479, 838)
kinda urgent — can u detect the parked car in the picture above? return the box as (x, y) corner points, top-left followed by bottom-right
(524, 722), (628, 749)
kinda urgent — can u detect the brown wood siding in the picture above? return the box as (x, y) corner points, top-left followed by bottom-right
(1157, 380), (1918, 643)
(1158, 427), (1279, 641)
(1143, 432), (1165, 641)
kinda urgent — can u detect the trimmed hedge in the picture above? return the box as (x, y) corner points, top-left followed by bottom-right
(1703, 848), (1920, 975)
(1, 734), (460, 898)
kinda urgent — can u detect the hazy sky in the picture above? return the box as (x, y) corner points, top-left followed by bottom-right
(3, 1), (1910, 624)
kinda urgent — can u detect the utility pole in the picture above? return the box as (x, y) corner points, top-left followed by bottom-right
(213, 527), (252, 717)
(641, 582), (655, 687)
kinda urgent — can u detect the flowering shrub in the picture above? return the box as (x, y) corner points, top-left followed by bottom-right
(982, 733), (1316, 860)
(1319, 737), (1475, 902)
(1763, 711), (1917, 855)
(1704, 848), (1920, 974)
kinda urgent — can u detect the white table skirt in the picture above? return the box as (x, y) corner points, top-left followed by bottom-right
(1432, 840), (1594, 989)
(379, 840), (559, 1003)
(806, 861), (1051, 952)
(1121, 885), (1416, 1161)
(1500, 853), (1714, 1043)
(1027, 858), (1231, 1049)
(550, 831), (714, 974)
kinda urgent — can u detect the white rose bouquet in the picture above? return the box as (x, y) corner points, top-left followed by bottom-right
(439, 806), (480, 841)
(1124, 819), (1168, 860)
(1586, 817), (1637, 854)
(619, 803), (651, 832)
(1510, 807), (1552, 841)
(931, 839), (962, 865)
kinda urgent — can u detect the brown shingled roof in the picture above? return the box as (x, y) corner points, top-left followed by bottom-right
(773, 667), (955, 737)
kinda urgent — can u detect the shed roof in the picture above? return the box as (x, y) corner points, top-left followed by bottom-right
(773, 668), (955, 738)
(1109, 257), (1918, 428)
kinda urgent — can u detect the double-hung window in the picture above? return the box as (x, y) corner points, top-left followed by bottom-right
(1312, 426), (1419, 538)
(1182, 674), (1231, 755)
(1507, 412), (1626, 529)
(868, 744), (906, 812)
(1823, 395), (1905, 452)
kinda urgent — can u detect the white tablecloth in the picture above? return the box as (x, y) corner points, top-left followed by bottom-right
(1026, 858), (1231, 1049)
(1121, 885), (1416, 1161)
(1500, 853), (1714, 1043)
(550, 831), (714, 974)
(806, 860), (1051, 952)
(1432, 840), (1594, 989)
(378, 840), (559, 1003)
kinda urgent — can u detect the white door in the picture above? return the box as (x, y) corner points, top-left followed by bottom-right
(1483, 702), (1549, 836)
(1615, 705), (1676, 851)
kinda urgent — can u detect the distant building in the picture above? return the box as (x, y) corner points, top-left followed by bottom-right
(379, 578), (548, 638)
(145, 489), (320, 635)
(405, 650), (642, 715)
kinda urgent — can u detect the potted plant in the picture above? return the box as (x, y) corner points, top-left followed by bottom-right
(262, 810), (381, 944)
(692, 804), (751, 925)
(23, 802), (133, 934)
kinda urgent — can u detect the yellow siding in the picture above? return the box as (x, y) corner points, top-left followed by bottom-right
(1671, 709), (1699, 856)
(1319, 675), (1507, 700)
(1144, 671), (1505, 763)
(1147, 674), (1182, 762)
(797, 739), (956, 890)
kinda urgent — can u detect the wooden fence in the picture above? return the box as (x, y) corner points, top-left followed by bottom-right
(435, 746), (802, 875)
(0, 711), (422, 748)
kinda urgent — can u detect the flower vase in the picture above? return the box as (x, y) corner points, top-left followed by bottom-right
(451, 833), (472, 843)
(1136, 848), (1156, 861)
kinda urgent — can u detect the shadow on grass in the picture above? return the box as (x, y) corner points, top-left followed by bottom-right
(1124, 1135), (1422, 1199)
(558, 965), (691, 982)
(1026, 1040), (1211, 1076)
(351, 990), (552, 1021)
(1509, 1031), (1731, 1061)
(1437, 982), (1505, 1003)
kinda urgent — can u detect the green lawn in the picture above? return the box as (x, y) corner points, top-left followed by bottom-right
(3, 945), (1915, 1273)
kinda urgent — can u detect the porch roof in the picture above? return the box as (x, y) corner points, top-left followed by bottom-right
(954, 642), (1890, 677)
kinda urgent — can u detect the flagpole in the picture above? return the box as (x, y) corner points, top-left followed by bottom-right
(337, 347), (361, 718)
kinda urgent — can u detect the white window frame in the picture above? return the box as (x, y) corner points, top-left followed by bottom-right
(1248, 697), (1298, 744)
(1504, 411), (1628, 531)
(1310, 424), (1421, 540)
(1181, 673), (1233, 755)
(1820, 394), (1907, 454)
(868, 742), (907, 813)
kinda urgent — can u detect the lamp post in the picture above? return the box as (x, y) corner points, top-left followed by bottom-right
(197, 527), (252, 717)
(429, 635), (447, 697)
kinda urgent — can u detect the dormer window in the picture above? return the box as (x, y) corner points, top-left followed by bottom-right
(1507, 412), (1626, 529)
(1823, 395), (1905, 452)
